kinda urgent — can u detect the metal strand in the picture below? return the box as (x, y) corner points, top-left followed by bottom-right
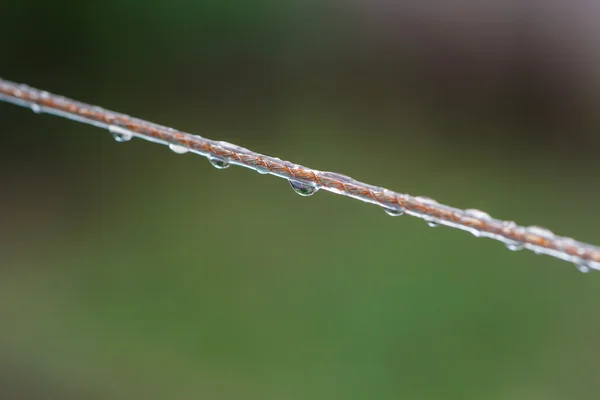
(1, 77), (598, 271)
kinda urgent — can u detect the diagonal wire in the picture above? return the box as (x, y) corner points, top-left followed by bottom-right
(1, 77), (598, 272)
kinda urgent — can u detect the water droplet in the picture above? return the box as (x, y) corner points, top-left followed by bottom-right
(416, 196), (438, 205)
(109, 125), (133, 143)
(31, 104), (41, 114)
(384, 207), (404, 216)
(209, 156), (229, 169)
(256, 166), (269, 175)
(289, 180), (318, 196)
(321, 172), (354, 183)
(471, 229), (481, 237)
(504, 221), (517, 228)
(577, 262), (591, 273)
(427, 221), (439, 228)
(168, 143), (188, 154)
(505, 241), (524, 251)
(112, 133), (132, 142)
(527, 226), (554, 238)
(465, 209), (491, 220)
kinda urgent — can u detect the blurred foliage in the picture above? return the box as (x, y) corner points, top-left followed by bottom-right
(1, 2), (600, 399)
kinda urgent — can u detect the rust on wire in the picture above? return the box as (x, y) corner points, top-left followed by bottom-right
(1, 77), (599, 272)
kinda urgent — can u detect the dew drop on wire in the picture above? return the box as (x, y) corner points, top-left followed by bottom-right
(416, 196), (438, 205)
(209, 156), (229, 169)
(109, 125), (133, 143)
(577, 262), (591, 273)
(506, 241), (524, 251)
(31, 104), (41, 114)
(289, 180), (318, 196)
(169, 143), (189, 154)
(427, 221), (439, 228)
(112, 132), (132, 142)
(527, 226), (554, 238)
(256, 166), (269, 174)
(384, 207), (404, 217)
(465, 209), (491, 220)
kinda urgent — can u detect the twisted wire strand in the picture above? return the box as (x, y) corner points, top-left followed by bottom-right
(1, 77), (598, 272)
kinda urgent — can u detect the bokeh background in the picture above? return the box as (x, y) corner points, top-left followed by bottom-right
(1, 2), (600, 399)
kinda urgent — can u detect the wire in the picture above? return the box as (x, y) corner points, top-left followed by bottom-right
(1, 77), (598, 272)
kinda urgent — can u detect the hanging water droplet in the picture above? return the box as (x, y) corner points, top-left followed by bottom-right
(471, 229), (481, 237)
(505, 241), (524, 251)
(384, 207), (404, 217)
(209, 156), (229, 169)
(427, 221), (439, 228)
(112, 133), (132, 142)
(168, 143), (188, 154)
(109, 125), (133, 143)
(31, 104), (42, 114)
(289, 180), (318, 196)
(577, 262), (591, 273)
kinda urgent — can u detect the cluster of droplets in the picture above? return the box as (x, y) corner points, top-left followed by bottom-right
(204, 149), (318, 196)
(101, 125), (599, 273)
(164, 138), (321, 198)
(518, 225), (594, 273)
(378, 199), (595, 273)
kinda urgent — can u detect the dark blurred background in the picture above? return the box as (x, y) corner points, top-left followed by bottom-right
(1, 2), (599, 399)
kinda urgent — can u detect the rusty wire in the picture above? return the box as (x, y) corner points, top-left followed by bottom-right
(1, 77), (599, 272)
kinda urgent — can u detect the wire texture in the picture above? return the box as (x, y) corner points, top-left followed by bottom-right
(1, 77), (598, 272)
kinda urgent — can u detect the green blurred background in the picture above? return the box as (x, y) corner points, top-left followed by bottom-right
(1, 2), (600, 399)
